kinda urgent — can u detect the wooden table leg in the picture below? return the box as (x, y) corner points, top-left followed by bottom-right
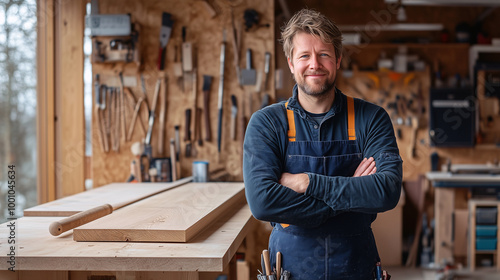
(435, 187), (455, 264)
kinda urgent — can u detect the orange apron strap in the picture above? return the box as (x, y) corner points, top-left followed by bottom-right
(282, 101), (294, 228)
(285, 101), (296, 142)
(347, 96), (356, 140)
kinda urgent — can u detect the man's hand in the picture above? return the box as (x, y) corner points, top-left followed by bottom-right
(353, 157), (376, 177)
(280, 157), (376, 194)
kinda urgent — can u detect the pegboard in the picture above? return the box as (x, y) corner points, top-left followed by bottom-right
(91, 0), (275, 187)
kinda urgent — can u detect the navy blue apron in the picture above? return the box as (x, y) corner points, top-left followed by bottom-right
(269, 96), (379, 280)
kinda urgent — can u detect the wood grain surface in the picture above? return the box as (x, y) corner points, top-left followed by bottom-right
(73, 182), (245, 242)
(0, 204), (256, 272)
(24, 177), (192, 217)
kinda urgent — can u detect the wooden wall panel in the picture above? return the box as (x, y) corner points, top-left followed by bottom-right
(91, 0), (274, 186)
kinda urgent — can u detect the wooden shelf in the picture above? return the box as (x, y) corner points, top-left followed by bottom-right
(344, 43), (469, 49)
(469, 200), (500, 272)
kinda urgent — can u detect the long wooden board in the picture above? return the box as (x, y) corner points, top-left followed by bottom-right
(24, 177), (192, 217)
(73, 182), (245, 242)
(0, 205), (256, 272)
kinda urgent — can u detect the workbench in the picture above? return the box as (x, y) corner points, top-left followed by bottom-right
(426, 171), (500, 266)
(0, 182), (257, 280)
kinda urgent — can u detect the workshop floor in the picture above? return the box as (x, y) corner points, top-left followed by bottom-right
(387, 266), (500, 280)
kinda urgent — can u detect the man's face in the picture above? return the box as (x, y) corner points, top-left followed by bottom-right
(287, 32), (341, 97)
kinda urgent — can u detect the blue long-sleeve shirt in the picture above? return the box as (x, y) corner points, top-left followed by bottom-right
(243, 86), (403, 228)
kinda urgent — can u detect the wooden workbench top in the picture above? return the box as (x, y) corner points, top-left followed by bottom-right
(0, 204), (256, 272)
(426, 171), (500, 183)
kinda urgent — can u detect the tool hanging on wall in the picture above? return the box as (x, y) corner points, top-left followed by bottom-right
(158, 12), (173, 71)
(217, 29), (226, 153)
(169, 138), (178, 181)
(231, 95), (238, 141)
(119, 73), (127, 141)
(196, 107), (203, 146)
(174, 125), (181, 161)
(230, 8), (242, 87)
(241, 48), (257, 85)
(185, 108), (192, 157)
(140, 74), (150, 108)
(173, 44), (184, 90)
(264, 52), (271, 91)
(191, 68), (199, 145)
(95, 76), (109, 153)
(145, 78), (162, 159)
(182, 26), (194, 73)
(158, 76), (168, 155)
(202, 75), (213, 141)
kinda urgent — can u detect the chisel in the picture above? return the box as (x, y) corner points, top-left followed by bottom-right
(276, 252), (282, 279)
(264, 52), (271, 90)
(231, 95), (238, 140)
(202, 75), (213, 141)
(174, 125), (181, 160)
(262, 249), (271, 276)
(217, 29), (226, 153)
(185, 108), (192, 157)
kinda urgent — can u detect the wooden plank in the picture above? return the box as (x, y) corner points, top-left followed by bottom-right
(19, 271), (68, 280)
(36, 0), (56, 204)
(0, 205), (256, 272)
(54, 0), (85, 198)
(24, 177), (192, 217)
(74, 182), (245, 242)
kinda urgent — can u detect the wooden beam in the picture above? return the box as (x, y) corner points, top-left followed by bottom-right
(37, 0), (56, 203)
(54, 0), (86, 198)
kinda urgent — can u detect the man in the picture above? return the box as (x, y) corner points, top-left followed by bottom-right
(243, 9), (402, 279)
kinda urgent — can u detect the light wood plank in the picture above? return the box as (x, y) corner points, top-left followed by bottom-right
(435, 188), (455, 264)
(54, 0), (86, 198)
(24, 177), (192, 217)
(0, 205), (255, 271)
(73, 182), (245, 242)
(36, 0), (56, 204)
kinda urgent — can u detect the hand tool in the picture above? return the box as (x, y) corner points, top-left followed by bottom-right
(241, 48), (257, 85)
(182, 26), (193, 72)
(130, 142), (144, 182)
(140, 73), (150, 108)
(230, 9), (242, 87)
(202, 75), (213, 141)
(192, 68), (198, 143)
(119, 73), (127, 141)
(170, 138), (177, 181)
(260, 253), (266, 275)
(196, 107), (203, 146)
(158, 76), (168, 155)
(127, 97), (147, 141)
(48, 177), (193, 236)
(276, 251), (282, 279)
(262, 249), (271, 276)
(158, 12), (173, 71)
(217, 29), (226, 153)
(230, 95), (238, 140)
(264, 52), (271, 90)
(173, 44), (183, 90)
(409, 116), (419, 159)
(145, 78), (162, 158)
(95, 104), (107, 153)
(185, 108), (192, 157)
(112, 88), (121, 152)
(174, 125), (181, 160)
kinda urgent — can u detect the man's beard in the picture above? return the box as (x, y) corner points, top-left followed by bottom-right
(295, 73), (336, 97)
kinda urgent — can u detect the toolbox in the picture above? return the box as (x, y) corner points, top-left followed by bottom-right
(476, 237), (497, 251)
(476, 207), (498, 225)
(476, 225), (498, 237)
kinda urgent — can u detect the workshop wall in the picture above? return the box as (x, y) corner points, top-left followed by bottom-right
(274, 1), (500, 184)
(91, 0), (275, 187)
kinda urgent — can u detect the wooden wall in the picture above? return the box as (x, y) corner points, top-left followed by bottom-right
(275, 1), (500, 184)
(91, 0), (275, 187)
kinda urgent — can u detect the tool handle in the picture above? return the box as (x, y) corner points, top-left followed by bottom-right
(240, 114), (247, 146)
(170, 138), (177, 181)
(246, 48), (252, 70)
(262, 249), (271, 276)
(217, 108), (223, 152)
(203, 90), (212, 141)
(185, 109), (192, 141)
(174, 125), (181, 160)
(49, 204), (113, 236)
(196, 107), (203, 146)
(230, 115), (236, 141)
(265, 52), (271, 74)
(276, 252), (281, 279)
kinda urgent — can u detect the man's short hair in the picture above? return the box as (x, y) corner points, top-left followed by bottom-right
(280, 9), (343, 61)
